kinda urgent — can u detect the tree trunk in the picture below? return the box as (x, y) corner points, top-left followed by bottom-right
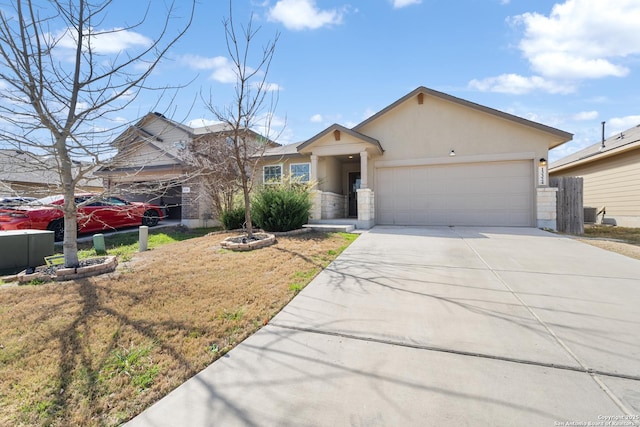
(63, 210), (79, 267)
(58, 137), (80, 268)
(242, 178), (253, 237)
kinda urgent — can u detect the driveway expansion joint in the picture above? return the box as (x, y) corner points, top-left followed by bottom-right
(268, 323), (640, 382)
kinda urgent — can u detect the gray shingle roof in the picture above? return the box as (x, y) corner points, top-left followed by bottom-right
(262, 141), (305, 158)
(0, 149), (102, 190)
(550, 124), (640, 171)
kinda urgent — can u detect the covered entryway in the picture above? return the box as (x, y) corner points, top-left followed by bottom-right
(376, 160), (534, 226)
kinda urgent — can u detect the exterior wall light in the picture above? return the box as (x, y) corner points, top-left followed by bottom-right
(449, 149), (456, 156)
(539, 158), (547, 166)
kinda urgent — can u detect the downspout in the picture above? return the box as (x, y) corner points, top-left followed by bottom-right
(597, 121), (607, 223)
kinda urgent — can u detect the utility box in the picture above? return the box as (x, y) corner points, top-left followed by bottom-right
(0, 230), (55, 275)
(584, 207), (597, 224)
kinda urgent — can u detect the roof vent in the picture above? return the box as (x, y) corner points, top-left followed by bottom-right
(599, 121), (606, 152)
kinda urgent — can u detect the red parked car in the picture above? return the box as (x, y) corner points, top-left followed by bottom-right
(0, 194), (165, 241)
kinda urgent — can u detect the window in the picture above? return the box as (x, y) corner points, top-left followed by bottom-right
(263, 164), (282, 183)
(290, 163), (310, 182)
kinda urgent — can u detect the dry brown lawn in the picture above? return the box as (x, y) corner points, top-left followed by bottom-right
(0, 231), (357, 426)
(578, 225), (640, 261)
(578, 238), (640, 261)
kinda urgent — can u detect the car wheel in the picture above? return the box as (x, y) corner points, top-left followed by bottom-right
(142, 210), (159, 227)
(47, 219), (64, 242)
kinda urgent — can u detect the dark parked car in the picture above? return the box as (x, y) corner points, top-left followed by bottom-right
(0, 194), (165, 241)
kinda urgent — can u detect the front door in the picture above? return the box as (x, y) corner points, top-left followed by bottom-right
(348, 172), (361, 217)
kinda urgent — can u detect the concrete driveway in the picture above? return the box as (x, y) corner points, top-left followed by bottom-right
(127, 227), (640, 427)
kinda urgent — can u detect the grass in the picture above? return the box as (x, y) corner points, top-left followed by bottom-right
(74, 226), (217, 261)
(583, 225), (640, 245)
(0, 230), (357, 426)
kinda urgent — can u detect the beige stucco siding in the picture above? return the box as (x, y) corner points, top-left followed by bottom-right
(320, 156), (341, 193)
(358, 95), (551, 162)
(258, 155), (311, 185)
(551, 149), (640, 226)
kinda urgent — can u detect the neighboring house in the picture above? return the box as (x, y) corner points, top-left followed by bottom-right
(0, 149), (102, 198)
(259, 86), (573, 229)
(97, 112), (274, 228)
(550, 124), (640, 227)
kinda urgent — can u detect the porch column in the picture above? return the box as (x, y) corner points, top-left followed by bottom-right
(309, 154), (321, 221)
(360, 151), (368, 188)
(310, 154), (318, 189)
(357, 151), (374, 229)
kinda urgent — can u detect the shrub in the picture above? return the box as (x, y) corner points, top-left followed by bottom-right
(252, 183), (312, 232)
(220, 206), (246, 230)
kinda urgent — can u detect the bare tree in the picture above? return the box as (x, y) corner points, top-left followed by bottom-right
(0, 0), (194, 267)
(200, 3), (281, 238)
(184, 130), (241, 217)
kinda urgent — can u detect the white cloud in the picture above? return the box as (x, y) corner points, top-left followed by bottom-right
(112, 116), (130, 124)
(267, 0), (345, 30)
(607, 115), (640, 134)
(252, 82), (282, 92)
(179, 54), (242, 84)
(468, 73), (575, 94)
(53, 27), (152, 55)
(526, 53), (628, 80)
(391, 0), (421, 8)
(512, 0), (640, 80)
(310, 114), (323, 123)
(254, 112), (290, 142)
(186, 118), (223, 128)
(362, 108), (376, 120)
(180, 54), (229, 70)
(571, 111), (598, 121)
(472, 0), (640, 94)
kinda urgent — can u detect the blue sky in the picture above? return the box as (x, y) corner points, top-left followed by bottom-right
(77, 1), (640, 161)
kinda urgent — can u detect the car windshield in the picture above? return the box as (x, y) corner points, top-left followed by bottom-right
(29, 195), (64, 205)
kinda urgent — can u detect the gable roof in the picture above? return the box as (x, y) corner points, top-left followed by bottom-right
(297, 124), (383, 154)
(109, 112), (194, 164)
(550, 124), (640, 173)
(0, 149), (101, 190)
(141, 112), (195, 136)
(354, 87), (573, 148)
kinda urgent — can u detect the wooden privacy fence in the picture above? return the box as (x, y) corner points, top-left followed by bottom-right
(550, 176), (584, 234)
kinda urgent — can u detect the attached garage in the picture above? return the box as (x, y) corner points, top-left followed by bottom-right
(376, 160), (534, 226)
(261, 86), (573, 230)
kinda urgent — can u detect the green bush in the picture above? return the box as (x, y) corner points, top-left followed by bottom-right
(220, 206), (246, 230)
(252, 184), (312, 232)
